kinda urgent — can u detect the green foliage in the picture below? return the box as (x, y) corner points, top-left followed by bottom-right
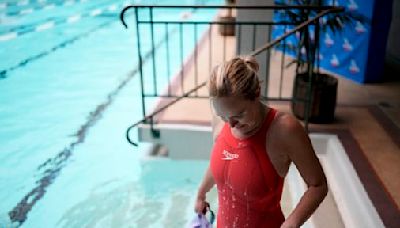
(276, 0), (369, 80)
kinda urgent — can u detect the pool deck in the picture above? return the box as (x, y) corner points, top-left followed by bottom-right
(151, 21), (400, 226)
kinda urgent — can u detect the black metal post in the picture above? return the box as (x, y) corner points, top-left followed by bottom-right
(194, 23), (199, 97)
(237, 24), (241, 54)
(134, 7), (146, 119)
(179, 23), (184, 95)
(165, 23), (171, 96)
(149, 7), (157, 96)
(252, 24), (256, 51)
(209, 24), (212, 74)
(279, 25), (287, 99)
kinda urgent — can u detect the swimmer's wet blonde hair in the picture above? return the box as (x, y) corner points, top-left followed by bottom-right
(209, 56), (260, 100)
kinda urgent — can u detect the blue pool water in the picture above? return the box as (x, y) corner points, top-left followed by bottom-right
(0, 0), (220, 227)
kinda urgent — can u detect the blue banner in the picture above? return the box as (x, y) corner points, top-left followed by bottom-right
(272, 0), (372, 83)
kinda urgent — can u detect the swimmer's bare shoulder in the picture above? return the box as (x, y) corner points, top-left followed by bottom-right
(268, 110), (313, 160)
(270, 111), (326, 186)
(266, 111), (296, 177)
(270, 111), (304, 138)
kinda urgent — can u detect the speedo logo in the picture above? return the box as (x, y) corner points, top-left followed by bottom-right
(222, 150), (239, 160)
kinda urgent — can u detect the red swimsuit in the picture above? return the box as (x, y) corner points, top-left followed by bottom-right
(210, 108), (285, 228)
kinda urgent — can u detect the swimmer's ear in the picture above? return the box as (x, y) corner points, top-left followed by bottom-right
(255, 86), (261, 98)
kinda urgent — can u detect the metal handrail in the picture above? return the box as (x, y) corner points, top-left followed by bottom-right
(251, 8), (342, 56)
(126, 82), (206, 146)
(120, 5), (342, 28)
(122, 5), (343, 146)
(121, 4), (340, 10)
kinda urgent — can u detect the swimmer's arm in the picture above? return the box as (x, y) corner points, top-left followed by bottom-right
(195, 167), (215, 213)
(197, 167), (215, 199)
(194, 102), (219, 212)
(278, 115), (328, 228)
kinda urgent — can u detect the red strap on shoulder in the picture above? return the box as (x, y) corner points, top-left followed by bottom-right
(263, 108), (277, 135)
(254, 107), (282, 187)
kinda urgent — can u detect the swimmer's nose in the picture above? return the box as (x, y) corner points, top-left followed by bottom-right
(228, 119), (238, 128)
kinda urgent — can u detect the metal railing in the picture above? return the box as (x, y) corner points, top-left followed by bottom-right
(120, 5), (343, 146)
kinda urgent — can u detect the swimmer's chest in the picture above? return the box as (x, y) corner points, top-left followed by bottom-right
(210, 140), (273, 198)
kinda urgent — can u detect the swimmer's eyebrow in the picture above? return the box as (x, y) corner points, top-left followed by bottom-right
(231, 109), (245, 118)
(216, 109), (245, 119)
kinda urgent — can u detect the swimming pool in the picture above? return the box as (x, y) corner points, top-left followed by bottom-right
(0, 0), (221, 227)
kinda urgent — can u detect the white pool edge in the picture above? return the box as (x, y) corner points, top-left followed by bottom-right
(139, 125), (386, 227)
(286, 134), (385, 228)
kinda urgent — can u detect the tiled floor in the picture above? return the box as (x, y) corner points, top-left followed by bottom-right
(152, 23), (400, 226)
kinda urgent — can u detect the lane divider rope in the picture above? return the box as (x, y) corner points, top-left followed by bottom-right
(1, 1), (129, 40)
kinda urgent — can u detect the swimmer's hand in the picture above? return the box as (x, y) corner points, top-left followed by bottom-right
(194, 195), (208, 214)
(280, 220), (299, 228)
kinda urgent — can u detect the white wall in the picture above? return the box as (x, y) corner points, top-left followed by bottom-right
(138, 124), (213, 160)
(236, 0), (275, 97)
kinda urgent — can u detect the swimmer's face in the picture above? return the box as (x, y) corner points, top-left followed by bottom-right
(212, 96), (260, 134)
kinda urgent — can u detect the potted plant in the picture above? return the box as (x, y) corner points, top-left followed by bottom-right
(218, 0), (236, 36)
(277, 0), (367, 123)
